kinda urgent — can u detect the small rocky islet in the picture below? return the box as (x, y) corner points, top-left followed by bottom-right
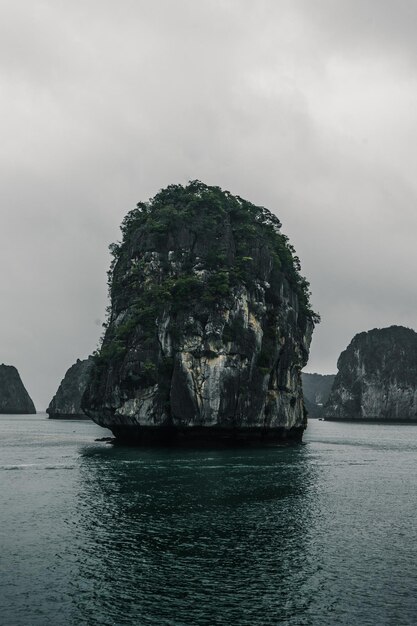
(324, 325), (417, 421)
(81, 181), (319, 443)
(0, 364), (36, 414)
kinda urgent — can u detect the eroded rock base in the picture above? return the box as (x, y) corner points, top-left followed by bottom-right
(109, 425), (305, 446)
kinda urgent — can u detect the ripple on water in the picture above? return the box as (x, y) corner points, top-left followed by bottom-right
(2, 417), (417, 625)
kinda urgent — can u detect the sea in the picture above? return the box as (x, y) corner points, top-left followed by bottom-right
(1, 414), (417, 626)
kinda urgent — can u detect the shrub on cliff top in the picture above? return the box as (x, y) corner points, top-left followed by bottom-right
(109, 180), (318, 321)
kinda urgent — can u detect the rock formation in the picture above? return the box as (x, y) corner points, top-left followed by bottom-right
(47, 357), (94, 419)
(0, 364), (36, 414)
(302, 372), (335, 418)
(82, 181), (318, 443)
(324, 326), (417, 421)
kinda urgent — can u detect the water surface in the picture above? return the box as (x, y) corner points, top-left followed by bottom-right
(1, 415), (417, 625)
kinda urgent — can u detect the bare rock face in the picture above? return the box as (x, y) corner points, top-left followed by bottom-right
(82, 182), (317, 443)
(324, 326), (417, 421)
(47, 357), (94, 419)
(0, 364), (36, 414)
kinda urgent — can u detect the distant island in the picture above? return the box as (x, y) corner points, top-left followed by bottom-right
(302, 373), (335, 418)
(0, 364), (36, 414)
(47, 357), (93, 419)
(82, 181), (319, 443)
(324, 325), (417, 421)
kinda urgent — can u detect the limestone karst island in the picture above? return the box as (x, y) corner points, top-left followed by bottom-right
(324, 325), (417, 421)
(82, 181), (319, 443)
(301, 372), (335, 419)
(0, 364), (36, 414)
(47, 357), (93, 419)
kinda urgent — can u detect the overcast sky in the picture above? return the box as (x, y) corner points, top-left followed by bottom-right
(2, 0), (417, 409)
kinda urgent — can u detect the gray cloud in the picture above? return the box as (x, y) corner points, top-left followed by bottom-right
(1, 0), (417, 408)
(296, 0), (417, 59)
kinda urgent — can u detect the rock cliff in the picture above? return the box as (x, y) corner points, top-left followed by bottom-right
(324, 326), (417, 420)
(0, 364), (36, 414)
(302, 372), (335, 418)
(47, 357), (93, 419)
(82, 181), (317, 443)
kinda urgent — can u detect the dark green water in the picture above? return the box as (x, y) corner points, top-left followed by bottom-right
(1, 415), (417, 625)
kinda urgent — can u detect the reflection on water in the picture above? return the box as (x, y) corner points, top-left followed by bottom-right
(74, 446), (321, 625)
(3, 417), (417, 625)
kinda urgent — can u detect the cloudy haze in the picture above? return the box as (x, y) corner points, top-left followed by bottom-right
(2, 0), (417, 409)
